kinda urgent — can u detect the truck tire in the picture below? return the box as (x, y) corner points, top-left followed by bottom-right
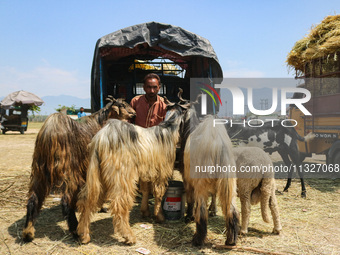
(332, 151), (340, 165)
(20, 128), (25, 134)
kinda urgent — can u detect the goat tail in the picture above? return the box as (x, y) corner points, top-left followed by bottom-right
(76, 140), (103, 244)
(217, 177), (239, 245)
(217, 178), (235, 219)
(77, 142), (102, 214)
(30, 113), (75, 194)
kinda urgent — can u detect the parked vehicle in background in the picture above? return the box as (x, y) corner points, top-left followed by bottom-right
(1, 90), (44, 135)
(1, 105), (29, 134)
(287, 15), (340, 165)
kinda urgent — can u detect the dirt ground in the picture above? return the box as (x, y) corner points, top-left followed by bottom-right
(0, 123), (339, 255)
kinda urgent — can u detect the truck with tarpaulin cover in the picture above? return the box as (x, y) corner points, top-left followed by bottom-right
(90, 22), (223, 115)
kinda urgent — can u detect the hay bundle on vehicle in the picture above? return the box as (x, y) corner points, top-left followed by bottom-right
(287, 14), (340, 77)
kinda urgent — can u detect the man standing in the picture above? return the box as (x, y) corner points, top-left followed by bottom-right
(130, 73), (168, 219)
(130, 73), (167, 128)
(77, 107), (86, 118)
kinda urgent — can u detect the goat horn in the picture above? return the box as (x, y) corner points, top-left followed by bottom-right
(177, 88), (186, 102)
(106, 95), (117, 103)
(163, 96), (175, 106)
(193, 94), (201, 104)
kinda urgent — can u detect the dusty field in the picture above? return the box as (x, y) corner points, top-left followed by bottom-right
(0, 122), (339, 255)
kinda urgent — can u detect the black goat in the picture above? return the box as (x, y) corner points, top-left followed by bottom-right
(226, 121), (314, 197)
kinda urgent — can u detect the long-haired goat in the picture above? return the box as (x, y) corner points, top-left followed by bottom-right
(209, 147), (282, 235)
(178, 105), (239, 246)
(76, 101), (189, 245)
(22, 97), (136, 242)
(227, 122), (314, 197)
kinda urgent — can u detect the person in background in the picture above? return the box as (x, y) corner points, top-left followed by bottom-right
(77, 107), (86, 118)
(130, 73), (167, 128)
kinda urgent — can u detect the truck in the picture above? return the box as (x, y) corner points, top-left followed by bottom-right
(287, 15), (340, 165)
(90, 22), (223, 115)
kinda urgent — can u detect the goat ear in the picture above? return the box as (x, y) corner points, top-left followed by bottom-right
(163, 96), (175, 106)
(111, 105), (120, 116)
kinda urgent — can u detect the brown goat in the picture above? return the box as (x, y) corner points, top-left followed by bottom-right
(22, 97), (136, 242)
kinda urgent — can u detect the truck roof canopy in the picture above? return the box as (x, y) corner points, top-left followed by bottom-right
(91, 22), (223, 112)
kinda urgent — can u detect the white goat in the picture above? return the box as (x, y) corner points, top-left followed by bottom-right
(209, 147), (282, 235)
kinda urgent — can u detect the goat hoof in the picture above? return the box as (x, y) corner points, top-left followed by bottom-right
(155, 214), (165, 223)
(22, 225), (35, 242)
(141, 210), (151, 218)
(22, 231), (35, 242)
(240, 229), (248, 235)
(99, 207), (108, 213)
(71, 231), (79, 240)
(301, 191), (306, 198)
(79, 233), (91, 244)
(192, 233), (205, 246)
(124, 236), (136, 245)
(184, 215), (194, 224)
(275, 190), (283, 195)
(273, 228), (281, 235)
(225, 239), (236, 246)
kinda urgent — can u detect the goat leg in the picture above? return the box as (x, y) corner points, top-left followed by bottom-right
(22, 180), (49, 242)
(225, 204), (239, 246)
(208, 194), (217, 217)
(239, 194), (251, 235)
(153, 182), (166, 223)
(61, 194), (78, 238)
(192, 196), (208, 246)
(139, 180), (151, 218)
(184, 183), (195, 223)
(22, 193), (39, 242)
(296, 165), (306, 198)
(280, 151), (293, 193)
(269, 194), (282, 234)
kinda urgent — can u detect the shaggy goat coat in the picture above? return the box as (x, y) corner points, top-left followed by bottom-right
(227, 122), (315, 197)
(22, 99), (135, 242)
(234, 147), (282, 234)
(210, 147), (282, 235)
(77, 111), (182, 245)
(182, 115), (239, 246)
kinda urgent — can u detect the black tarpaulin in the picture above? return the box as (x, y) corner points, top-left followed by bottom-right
(91, 21), (223, 111)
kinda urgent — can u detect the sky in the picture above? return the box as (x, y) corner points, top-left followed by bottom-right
(0, 0), (339, 100)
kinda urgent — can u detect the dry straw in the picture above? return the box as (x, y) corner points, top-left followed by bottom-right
(287, 14), (340, 72)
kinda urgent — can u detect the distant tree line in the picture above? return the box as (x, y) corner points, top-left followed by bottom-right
(28, 115), (48, 122)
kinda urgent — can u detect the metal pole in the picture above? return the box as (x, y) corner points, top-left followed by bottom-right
(99, 58), (104, 109)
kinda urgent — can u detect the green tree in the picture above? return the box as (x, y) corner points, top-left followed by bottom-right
(28, 105), (41, 116)
(55, 104), (77, 115)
